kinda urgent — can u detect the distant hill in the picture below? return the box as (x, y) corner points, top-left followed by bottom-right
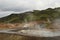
(0, 7), (60, 23)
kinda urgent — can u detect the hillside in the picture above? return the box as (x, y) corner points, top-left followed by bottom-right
(0, 7), (60, 40)
(0, 7), (60, 23)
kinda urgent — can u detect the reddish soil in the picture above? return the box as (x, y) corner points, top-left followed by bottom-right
(0, 20), (46, 29)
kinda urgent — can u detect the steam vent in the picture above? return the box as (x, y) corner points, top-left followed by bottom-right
(0, 7), (60, 40)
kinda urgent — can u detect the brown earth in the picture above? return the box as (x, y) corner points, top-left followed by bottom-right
(0, 20), (60, 40)
(0, 34), (60, 40)
(0, 20), (46, 29)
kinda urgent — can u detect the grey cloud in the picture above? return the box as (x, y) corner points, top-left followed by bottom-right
(0, 0), (60, 18)
(0, 0), (60, 12)
(0, 0), (36, 12)
(0, 11), (14, 18)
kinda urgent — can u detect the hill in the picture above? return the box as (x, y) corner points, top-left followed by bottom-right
(0, 7), (60, 23)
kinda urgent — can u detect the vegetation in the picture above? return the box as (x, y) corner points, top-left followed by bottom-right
(0, 7), (60, 23)
(0, 7), (60, 40)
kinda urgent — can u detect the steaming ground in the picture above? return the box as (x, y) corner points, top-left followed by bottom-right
(19, 19), (60, 37)
(0, 19), (60, 37)
(20, 29), (60, 37)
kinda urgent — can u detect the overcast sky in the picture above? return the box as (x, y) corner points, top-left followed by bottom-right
(0, 0), (60, 18)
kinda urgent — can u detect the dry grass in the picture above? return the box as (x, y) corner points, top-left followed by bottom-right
(0, 34), (42, 40)
(0, 34), (59, 40)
